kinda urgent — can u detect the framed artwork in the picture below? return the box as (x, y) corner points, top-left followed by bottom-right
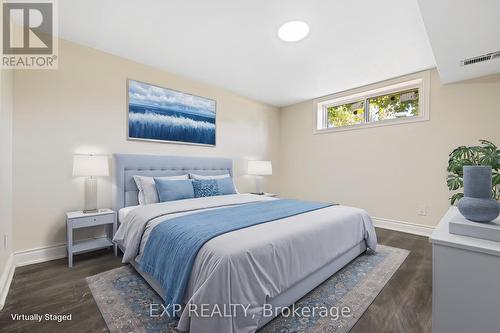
(127, 79), (216, 146)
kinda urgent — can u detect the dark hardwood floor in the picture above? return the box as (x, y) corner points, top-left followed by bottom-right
(350, 228), (432, 333)
(0, 228), (432, 333)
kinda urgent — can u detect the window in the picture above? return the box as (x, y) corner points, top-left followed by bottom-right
(368, 88), (419, 122)
(315, 72), (429, 132)
(327, 100), (365, 127)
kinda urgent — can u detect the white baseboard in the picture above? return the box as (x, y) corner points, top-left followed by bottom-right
(0, 253), (15, 311)
(372, 216), (435, 237)
(14, 236), (113, 267)
(14, 242), (68, 267)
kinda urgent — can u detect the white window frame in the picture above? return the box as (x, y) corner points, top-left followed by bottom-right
(313, 71), (430, 134)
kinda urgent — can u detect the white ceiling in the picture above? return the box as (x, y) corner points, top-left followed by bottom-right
(417, 0), (500, 84)
(59, 0), (436, 107)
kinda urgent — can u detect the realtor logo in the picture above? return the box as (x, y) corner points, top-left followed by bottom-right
(2, 0), (58, 69)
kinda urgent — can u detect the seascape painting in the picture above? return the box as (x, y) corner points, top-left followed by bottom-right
(128, 80), (216, 145)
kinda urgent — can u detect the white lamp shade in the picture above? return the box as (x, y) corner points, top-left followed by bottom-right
(72, 155), (109, 177)
(248, 160), (272, 176)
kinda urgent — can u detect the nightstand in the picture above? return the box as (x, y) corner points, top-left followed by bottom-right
(66, 209), (117, 267)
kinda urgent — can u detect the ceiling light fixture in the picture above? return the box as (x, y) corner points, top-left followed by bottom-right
(278, 21), (310, 42)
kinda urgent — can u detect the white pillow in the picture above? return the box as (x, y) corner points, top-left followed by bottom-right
(133, 175), (188, 205)
(189, 173), (230, 180)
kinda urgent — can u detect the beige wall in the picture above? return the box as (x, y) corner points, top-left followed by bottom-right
(278, 69), (500, 227)
(8, 39), (500, 254)
(13, 39), (280, 251)
(0, 68), (14, 278)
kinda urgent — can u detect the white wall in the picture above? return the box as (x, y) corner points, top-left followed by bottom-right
(12, 39), (281, 251)
(278, 69), (500, 227)
(0, 67), (14, 306)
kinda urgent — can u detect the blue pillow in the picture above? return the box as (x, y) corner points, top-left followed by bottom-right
(216, 177), (237, 195)
(154, 178), (194, 202)
(192, 178), (237, 198)
(192, 179), (218, 198)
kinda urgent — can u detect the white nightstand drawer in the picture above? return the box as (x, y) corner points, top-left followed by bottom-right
(69, 213), (114, 229)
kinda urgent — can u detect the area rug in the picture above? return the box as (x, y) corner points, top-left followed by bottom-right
(87, 245), (408, 333)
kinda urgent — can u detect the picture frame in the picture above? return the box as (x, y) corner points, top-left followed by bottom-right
(127, 79), (216, 146)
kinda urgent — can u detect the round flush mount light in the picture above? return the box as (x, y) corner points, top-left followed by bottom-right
(278, 21), (310, 42)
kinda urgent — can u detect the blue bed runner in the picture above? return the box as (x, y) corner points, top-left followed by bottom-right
(138, 199), (333, 310)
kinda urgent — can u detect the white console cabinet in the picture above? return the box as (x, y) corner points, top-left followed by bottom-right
(430, 207), (500, 333)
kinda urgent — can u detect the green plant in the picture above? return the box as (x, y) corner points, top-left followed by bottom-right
(447, 140), (500, 205)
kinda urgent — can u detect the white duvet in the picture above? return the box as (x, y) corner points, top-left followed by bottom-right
(114, 194), (377, 333)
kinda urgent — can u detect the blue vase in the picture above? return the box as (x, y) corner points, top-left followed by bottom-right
(458, 166), (500, 223)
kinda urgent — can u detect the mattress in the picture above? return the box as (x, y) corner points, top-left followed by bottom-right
(114, 194), (377, 333)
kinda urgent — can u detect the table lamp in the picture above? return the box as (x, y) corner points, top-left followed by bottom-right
(248, 160), (272, 195)
(72, 155), (109, 213)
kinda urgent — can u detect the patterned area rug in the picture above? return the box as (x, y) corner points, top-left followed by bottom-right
(87, 245), (408, 333)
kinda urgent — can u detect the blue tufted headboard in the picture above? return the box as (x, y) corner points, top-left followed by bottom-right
(113, 154), (233, 210)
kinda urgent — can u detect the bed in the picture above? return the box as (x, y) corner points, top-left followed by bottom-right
(112, 153), (377, 333)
